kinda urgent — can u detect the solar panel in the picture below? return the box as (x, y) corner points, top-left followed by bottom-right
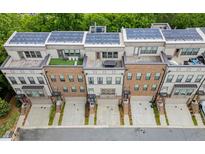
(9, 32), (50, 44)
(85, 33), (120, 45)
(125, 28), (163, 40)
(162, 29), (203, 41)
(47, 31), (84, 43)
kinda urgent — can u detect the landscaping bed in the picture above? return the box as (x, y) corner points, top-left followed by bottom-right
(0, 97), (20, 137)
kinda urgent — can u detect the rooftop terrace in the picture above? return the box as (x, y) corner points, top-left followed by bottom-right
(49, 58), (83, 66)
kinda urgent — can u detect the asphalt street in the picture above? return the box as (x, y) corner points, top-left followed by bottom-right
(19, 127), (205, 141)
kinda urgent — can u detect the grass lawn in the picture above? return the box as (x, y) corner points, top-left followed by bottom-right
(48, 104), (56, 126)
(152, 103), (161, 125)
(49, 58), (84, 66)
(84, 103), (89, 125)
(192, 115), (198, 126)
(0, 97), (20, 137)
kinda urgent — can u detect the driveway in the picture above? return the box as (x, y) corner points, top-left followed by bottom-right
(165, 98), (194, 127)
(165, 103), (193, 127)
(62, 97), (86, 126)
(24, 98), (52, 127)
(130, 96), (156, 126)
(97, 99), (120, 126)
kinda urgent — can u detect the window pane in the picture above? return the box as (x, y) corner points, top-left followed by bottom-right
(30, 51), (36, 58)
(143, 84), (148, 91)
(195, 75), (203, 82)
(78, 75), (83, 82)
(60, 75), (65, 82)
(37, 77), (44, 84)
(36, 51), (42, 58)
(63, 86), (68, 92)
(166, 75), (174, 82)
(88, 77), (94, 84)
(152, 84), (157, 91)
(71, 86), (77, 92)
(185, 75), (194, 82)
(97, 77), (103, 84)
(115, 77), (121, 84)
(127, 73), (132, 80)
(80, 86), (85, 92)
(154, 73), (160, 80)
(28, 77), (35, 84)
(106, 77), (112, 84)
(51, 75), (56, 82)
(68, 75), (74, 82)
(136, 73), (142, 80)
(8, 77), (17, 84)
(176, 75), (184, 82)
(18, 77), (26, 84)
(134, 84), (139, 91)
(146, 73), (151, 80)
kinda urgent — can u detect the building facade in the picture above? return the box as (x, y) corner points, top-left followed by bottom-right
(1, 24), (205, 108)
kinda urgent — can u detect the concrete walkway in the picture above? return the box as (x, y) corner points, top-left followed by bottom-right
(53, 113), (60, 126)
(160, 115), (167, 126)
(130, 96), (156, 126)
(62, 97), (86, 126)
(97, 99), (120, 126)
(124, 115), (130, 126)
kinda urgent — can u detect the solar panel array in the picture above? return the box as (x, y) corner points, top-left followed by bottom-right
(125, 28), (163, 40)
(162, 29), (203, 41)
(47, 31), (84, 43)
(85, 33), (120, 45)
(9, 32), (50, 44)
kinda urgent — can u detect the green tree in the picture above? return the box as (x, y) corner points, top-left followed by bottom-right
(0, 98), (10, 117)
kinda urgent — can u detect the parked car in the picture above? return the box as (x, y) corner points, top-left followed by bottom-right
(200, 100), (205, 116)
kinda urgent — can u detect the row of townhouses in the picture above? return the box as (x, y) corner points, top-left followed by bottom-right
(1, 23), (205, 113)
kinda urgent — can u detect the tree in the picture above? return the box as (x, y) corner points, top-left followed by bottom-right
(0, 98), (10, 117)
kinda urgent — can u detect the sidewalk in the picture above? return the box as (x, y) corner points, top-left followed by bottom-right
(53, 113), (60, 126)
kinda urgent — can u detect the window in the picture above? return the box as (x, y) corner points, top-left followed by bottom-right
(36, 51), (42, 58)
(127, 73), (132, 80)
(154, 73), (160, 80)
(195, 75), (203, 82)
(63, 86), (68, 92)
(106, 77), (112, 84)
(37, 77), (45, 84)
(88, 77), (94, 84)
(18, 77), (26, 84)
(28, 77), (35, 84)
(140, 47), (158, 54)
(108, 52), (112, 58)
(176, 75), (184, 83)
(185, 75), (194, 82)
(24, 51), (42, 58)
(174, 89), (194, 96)
(80, 86), (85, 93)
(102, 52), (118, 58)
(180, 48), (199, 55)
(51, 75), (56, 82)
(97, 77), (103, 84)
(151, 84), (157, 91)
(24, 51), (31, 58)
(71, 86), (77, 92)
(136, 73), (142, 80)
(145, 73), (151, 80)
(166, 75), (174, 83)
(115, 77), (121, 84)
(63, 49), (80, 57)
(78, 75), (83, 82)
(60, 75), (65, 82)
(30, 51), (36, 58)
(8, 77), (17, 84)
(143, 84), (148, 91)
(68, 75), (74, 82)
(134, 84), (139, 91)
(113, 52), (118, 58)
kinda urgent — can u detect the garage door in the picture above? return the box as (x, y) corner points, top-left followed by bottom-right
(101, 88), (115, 95)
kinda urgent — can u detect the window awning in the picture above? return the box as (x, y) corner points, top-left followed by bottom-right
(174, 84), (197, 88)
(22, 86), (44, 90)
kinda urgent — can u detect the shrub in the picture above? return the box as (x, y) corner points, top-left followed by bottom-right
(15, 100), (22, 108)
(0, 98), (10, 117)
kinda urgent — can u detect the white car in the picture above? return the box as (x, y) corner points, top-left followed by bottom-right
(200, 100), (205, 116)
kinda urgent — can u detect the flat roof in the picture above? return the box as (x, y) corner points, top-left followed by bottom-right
(47, 31), (85, 44)
(8, 32), (50, 45)
(125, 28), (163, 40)
(161, 29), (203, 41)
(85, 33), (120, 45)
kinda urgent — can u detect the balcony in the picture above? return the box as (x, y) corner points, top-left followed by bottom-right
(83, 56), (124, 70)
(0, 54), (50, 70)
(124, 55), (164, 65)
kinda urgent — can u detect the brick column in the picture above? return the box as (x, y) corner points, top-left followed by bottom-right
(156, 96), (165, 115)
(191, 100), (199, 114)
